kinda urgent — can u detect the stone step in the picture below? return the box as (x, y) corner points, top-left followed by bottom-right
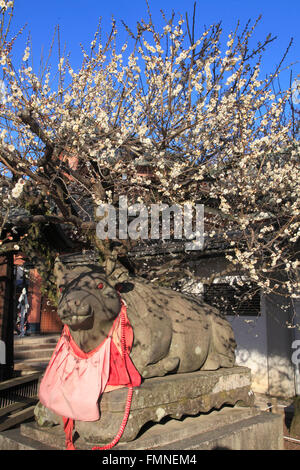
(152, 411), (284, 450)
(13, 335), (59, 373)
(14, 334), (59, 347)
(14, 342), (57, 353)
(14, 359), (50, 373)
(14, 347), (55, 360)
(0, 426), (58, 450)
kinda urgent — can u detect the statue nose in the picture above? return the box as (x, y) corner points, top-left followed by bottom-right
(74, 299), (81, 306)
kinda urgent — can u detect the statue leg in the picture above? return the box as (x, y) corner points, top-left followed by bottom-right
(34, 401), (62, 427)
(201, 312), (236, 370)
(141, 356), (180, 378)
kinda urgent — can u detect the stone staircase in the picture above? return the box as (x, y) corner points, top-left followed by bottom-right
(0, 335), (59, 435)
(13, 334), (59, 374)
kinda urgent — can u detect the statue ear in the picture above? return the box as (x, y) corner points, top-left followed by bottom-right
(103, 254), (129, 286)
(111, 266), (129, 284)
(103, 255), (116, 278)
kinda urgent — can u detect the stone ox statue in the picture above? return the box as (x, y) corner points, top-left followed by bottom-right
(35, 255), (236, 437)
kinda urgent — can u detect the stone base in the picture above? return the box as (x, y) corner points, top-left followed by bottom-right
(80, 366), (254, 443)
(35, 366), (254, 444)
(0, 406), (283, 450)
(0, 365), (284, 450)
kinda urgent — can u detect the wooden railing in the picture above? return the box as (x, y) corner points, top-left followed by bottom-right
(0, 371), (41, 431)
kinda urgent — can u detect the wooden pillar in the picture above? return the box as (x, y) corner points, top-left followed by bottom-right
(0, 253), (14, 381)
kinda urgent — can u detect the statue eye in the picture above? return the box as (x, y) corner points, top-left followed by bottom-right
(97, 282), (104, 289)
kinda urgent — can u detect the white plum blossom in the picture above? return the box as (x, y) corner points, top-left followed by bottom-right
(11, 179), (25, 199)
(0, 6), (298, 301)
(0, 1), (13, 10)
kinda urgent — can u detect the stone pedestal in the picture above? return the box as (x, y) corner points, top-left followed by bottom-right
(0, 366), (284, 450)
(34, 366), (254, 445)
(16, 406), (283, 450)
(80, 366), (253, 443)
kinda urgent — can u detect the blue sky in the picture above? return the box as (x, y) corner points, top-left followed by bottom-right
(9, 0), (300, 92)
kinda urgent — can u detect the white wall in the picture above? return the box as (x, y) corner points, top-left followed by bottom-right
(228, 293), (297, 397)
(264, 293), (296, 397)
(228, 311), (269, 394)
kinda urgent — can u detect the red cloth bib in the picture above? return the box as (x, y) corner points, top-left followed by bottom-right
(38, 300), (141, 422)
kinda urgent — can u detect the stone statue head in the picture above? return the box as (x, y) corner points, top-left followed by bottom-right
(53, 254), (123, 330)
